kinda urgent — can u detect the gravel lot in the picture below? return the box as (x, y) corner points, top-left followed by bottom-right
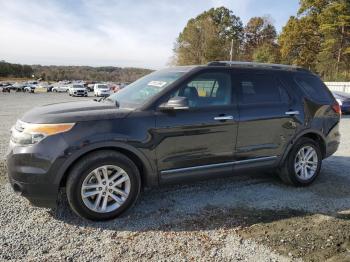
(0, 92), (350, 261)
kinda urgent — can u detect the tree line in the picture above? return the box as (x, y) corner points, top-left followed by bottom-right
(0, 60), (33, 78)
(0, 61), (152, 83)
(32, 65), (152, 82)
(173, 0), (350, 81)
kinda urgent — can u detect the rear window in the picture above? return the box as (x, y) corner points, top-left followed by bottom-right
(294, 75), (332, 102)
(237, 74), (289, 104)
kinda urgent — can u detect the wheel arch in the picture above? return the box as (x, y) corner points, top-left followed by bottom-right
(57, 143), (157, 189)
(281, 130), (327, 165)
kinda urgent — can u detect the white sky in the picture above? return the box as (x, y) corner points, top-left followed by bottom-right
(0, 0), (299, 69)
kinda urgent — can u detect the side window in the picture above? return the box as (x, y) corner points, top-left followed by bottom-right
(294, 74), (332, 102)
(173, 72), (232, 107)
(237, 74), (289, 104)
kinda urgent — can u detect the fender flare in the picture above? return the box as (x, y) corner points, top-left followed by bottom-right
(279, 129), (327, 165)
(54, 141), (157, 187)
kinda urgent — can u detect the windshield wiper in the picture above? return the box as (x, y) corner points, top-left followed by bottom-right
(105, 97), (120, 108)
(93, 97), (119, 108)
(93, 97), (106, 102)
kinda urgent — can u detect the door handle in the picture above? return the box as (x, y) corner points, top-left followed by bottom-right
(285, 111), (300, 115)
(214, 116), (234, 121)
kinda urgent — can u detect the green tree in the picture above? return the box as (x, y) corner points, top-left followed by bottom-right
(316, 0), (350, 80)
(174, 7), (243, 65)
(243, 17), (277, 60)
(279, 0), (350, 80)
(279, 16), (321, 70)
(253, 43), (280, 63)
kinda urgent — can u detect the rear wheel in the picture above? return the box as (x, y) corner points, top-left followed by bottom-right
(278, 137), (322, 186)
(66, 150), (141, 221)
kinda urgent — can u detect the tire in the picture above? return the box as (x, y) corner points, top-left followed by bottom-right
(278, 137), (322, 186)
(53, 89), (57, 92)
(66, 150), (141, 221)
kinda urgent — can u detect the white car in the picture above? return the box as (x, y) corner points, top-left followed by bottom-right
(23, 84), (37, 93)
(94, 84), (111, 97)
(52, 85), (70, 92)
(68, 84), (88, 97)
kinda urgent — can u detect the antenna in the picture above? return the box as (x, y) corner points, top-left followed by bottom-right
(229, 39), (233, 62)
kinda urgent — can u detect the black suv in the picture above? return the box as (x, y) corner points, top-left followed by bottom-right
(7, 62), (341, 221)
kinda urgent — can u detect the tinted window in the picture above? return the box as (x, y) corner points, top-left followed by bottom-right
(237, 74), (289, 104)
(294, 74), (332, 102)
(172, 72), (232, 107)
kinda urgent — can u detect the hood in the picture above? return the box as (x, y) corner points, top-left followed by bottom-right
(21, 100), (132, 124)
(71, 87), (87, 91)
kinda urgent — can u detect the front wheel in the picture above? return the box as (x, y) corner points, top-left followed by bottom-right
(66, 150), (141, 220)
(278, 137), (322, 186)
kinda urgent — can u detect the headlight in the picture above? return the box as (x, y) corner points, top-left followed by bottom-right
(11, 120), (75, 145)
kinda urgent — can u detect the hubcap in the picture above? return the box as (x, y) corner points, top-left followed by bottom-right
(81, 165), (130, 213)
(294, 146), (318, 181)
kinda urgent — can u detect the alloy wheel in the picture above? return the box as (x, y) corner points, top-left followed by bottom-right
(294, 146), (318, 181)
(81, 165), (131, 213)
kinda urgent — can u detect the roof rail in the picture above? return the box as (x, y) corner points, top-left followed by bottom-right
(207, 61), (308, 72)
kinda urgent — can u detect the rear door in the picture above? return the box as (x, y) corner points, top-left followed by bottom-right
(234, 70), (300, 162)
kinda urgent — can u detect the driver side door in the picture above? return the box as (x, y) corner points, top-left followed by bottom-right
(153, 69), (238, 184)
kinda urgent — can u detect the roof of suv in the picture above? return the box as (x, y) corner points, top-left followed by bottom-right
(206, 61), (310, 72)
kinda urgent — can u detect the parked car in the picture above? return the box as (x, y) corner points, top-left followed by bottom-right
(0, 86), (10, 92)
(86, 81), (97, 91)
(87, 84), (95, 92)
(94, 83), (111, 97)
(332, 91), (350, 114)
(11, 82), (25, 92)
(7, 61), (341, 221)
(37, 82), (53, 92)
(0, 83), (11, 92)
(68, 84), (88, 97)
(52, 85), (70, 92)
(24, 84), (37, 93)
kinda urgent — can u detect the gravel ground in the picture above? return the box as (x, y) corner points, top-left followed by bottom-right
(0, 92), (350, 261)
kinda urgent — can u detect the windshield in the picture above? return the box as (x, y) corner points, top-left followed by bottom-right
(108, 69), (187, 108)
(72, 85), (84, 88)
(97, 85), (108, 89)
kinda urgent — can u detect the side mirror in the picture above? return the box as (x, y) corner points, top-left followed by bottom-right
(159, 96), (189, 111)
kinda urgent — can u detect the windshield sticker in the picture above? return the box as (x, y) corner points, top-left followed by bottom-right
(147, 81), (167, 87)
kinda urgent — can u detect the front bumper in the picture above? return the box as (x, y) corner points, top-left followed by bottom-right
(6, 137), (68, 208)
(8, 178), (58, 207)
(72, 91), (88, 96)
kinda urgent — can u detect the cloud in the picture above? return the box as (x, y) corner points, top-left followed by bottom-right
(0, 0), (298, 69)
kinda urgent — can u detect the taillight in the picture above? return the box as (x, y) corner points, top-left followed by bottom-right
(332, 102), (342, 115)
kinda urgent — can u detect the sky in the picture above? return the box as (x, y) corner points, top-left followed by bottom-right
(0, 0), (300, 69)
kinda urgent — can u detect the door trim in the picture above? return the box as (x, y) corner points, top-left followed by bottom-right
(160, 156), (277, 175)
